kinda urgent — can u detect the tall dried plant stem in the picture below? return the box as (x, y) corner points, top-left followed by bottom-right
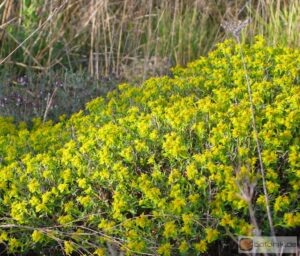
(0, 0), (68, 67)
(235, 36), (276, 238)
(89, 0), (96, 77)
(43, 87), (58, 123)
(117, 0), (128, 76)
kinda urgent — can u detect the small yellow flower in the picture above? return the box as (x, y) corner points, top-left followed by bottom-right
(58, 214), (73, 225)
(220, 213), (234, 227)
(77, 178), (87, 189)
(186, 163), (198, 180)
(10, 201), (28, 224)
(42, 170), (51, 179)
(181, 225), (192, 235)
(188, 194), (200, 204)
(0, 231), (8, 242)
(35, 203), (47, 213)
(8, 238), (21, 252)
(274, 196), (290, 213)
(283, 213), (300, 227)
(64, 201), (74, 213)
(28, 179), (40, 193)
(58, 183), (68, 193)
(98, 219), (116, 232)
(94, 248), (106, 256)
(77, 195), (91, 207)
(32, 230), (43, 243)
(29, 196), (40, 207)
(168, 168), (180, 183)
(135, 213), (149, 228)
(64, 241), (74, 255)
(205, 228), (219, 243)
(194, 240), (207, 253)
(61, 169), (72, 182)
(163, 221), (177, 238)
(179, 240), (189, 253)
(171, 197), (186, 213)
(42, 191), (52, 204)
(157, 243), (171, 256)
(195, 177), (206, 188)
(266, 181), (279, 194)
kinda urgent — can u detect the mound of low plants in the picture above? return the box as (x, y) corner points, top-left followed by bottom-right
(0, 37), (299, 255)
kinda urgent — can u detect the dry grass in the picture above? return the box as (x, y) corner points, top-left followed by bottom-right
(1, 0), (299, 83)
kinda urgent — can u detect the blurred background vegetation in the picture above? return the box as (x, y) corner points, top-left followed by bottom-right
(1, 0), (300, 122)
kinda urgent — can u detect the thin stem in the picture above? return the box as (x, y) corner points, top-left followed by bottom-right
(235, 36), (275, 238)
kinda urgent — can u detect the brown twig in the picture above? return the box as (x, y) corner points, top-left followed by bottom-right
(43, 87), (58, 123)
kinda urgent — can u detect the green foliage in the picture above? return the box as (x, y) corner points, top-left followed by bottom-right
(0, 37), (299, 255)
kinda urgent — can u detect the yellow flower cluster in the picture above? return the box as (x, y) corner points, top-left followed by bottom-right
(0, 36), (299, 255)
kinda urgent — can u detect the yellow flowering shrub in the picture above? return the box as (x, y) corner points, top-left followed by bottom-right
(0, 36), (299, 255)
